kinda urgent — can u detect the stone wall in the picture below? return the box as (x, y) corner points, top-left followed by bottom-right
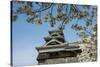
(39, 57), (78, 64)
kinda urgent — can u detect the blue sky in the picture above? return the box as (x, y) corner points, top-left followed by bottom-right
(12, 2), (96, 66)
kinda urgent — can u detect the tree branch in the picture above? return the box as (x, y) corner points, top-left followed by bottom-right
(32, 3), (53, 13)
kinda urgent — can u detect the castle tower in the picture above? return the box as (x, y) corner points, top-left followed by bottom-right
(36, 29), (82, 64)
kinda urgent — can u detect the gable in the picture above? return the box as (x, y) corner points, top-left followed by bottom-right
(44, 39), (63, 46)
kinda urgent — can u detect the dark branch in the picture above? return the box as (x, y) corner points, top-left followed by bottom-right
(32, 4), (53, 13)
